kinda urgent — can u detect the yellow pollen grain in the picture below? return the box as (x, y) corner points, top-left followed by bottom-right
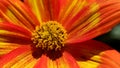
(32, 21), (67, 51)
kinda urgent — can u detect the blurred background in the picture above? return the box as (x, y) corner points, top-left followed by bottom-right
(95, 24), (120, 52)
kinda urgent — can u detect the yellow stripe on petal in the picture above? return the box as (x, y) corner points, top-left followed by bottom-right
(3, 51), (31, 68)
(67, 0), (120, 43)
(0, 30), (29, 40)
(55, 52), (79, 68)
(75, 13), (100, 37)
(60, 0), (78, 22)
(56, 57), (69, 68)
(89, 3), (99, 12)
(91, 55), (101, 62)
(77, 55), (101, 68)
(11, 54), (37, 68)
(6, 9), (22, 25)
(29, 0), (43, 23)
(24, 59), (38, 68)
(0, 0), (39, 31)
(47, 59), (57, 68)
(0, 43), (20, 53)
(98, 50), (120, 68)
(0, 18), (3, 22)
(0, 30), (31, 44)
(61, 0), (87, 27)
(77, 60), (99, 68)
(25, 0), (51, 22)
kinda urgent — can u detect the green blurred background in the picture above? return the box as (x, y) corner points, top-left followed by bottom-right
(95, 24), (120, 52)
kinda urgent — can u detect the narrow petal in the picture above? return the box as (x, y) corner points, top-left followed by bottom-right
(0, 30), (31, 44)
(0, 22), (32, 44)
(34, 55), (48, 68)
(65, 40), (120, 68)
(34, 52), (79, 68)
(65, 0), (120, 43)
(0, 23), (32, 38)
(24, 0), (51, 22)
(0, 42), (20, 56)
(61, 52), (79, 68)
(0, 0), (39, 31)
(0, 45), (38, 68)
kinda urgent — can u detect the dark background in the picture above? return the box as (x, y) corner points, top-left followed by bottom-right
(95, 24), (120, 52)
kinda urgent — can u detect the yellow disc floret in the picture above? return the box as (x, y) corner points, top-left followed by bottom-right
(32, 21), (67, 51)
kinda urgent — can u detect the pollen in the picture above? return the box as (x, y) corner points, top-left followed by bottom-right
(32, 21), (67, 51)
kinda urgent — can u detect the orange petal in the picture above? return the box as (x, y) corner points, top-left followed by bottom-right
(61, 52), (79, 68)
(0, 0), (39, 31)
(0, 42), (20, 56)
(24, 0), (74, 22)
(98, 50), (120, 68)
(65, 40), (120, 68)
(34, 55), (48, 68)
(34, 53), (79, 68)
(0, 29), (31, 44)
(24, 0), (51, 22)
(0, 45), (37, 68)
(0, 22), (32, 38)
(65, 0), (120, 43)
(0, 22), (32, 44)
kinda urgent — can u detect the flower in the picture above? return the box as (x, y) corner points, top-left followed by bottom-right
(0, 0), (120, 68)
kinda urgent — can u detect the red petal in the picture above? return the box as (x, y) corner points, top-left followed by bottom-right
(0, 43), (20, 56)
(66, 0), (120, 43)
(62, 52), (79, 68)
(24, 0), (51, 22)
(98, 50), (120, 68)
(34, 55), (47, 68)
(34, 51), (79, 68)
(65, 40), (120, 68)
(0, 45), (32, 68)
(0, 0), (39, 31)
(0, 23), (32, 44)
(0, 23), (32, 38)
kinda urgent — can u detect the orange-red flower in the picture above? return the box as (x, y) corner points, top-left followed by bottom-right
(0, 0), (120, 68)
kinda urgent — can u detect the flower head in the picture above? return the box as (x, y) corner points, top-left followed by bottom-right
(0, 0), (120, 68)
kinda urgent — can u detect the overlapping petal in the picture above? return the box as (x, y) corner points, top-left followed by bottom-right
(0, 42), (20, 56)
(0, 22), (32, 44)
(24, 0), (120, 43)
(0, 45), (38, 68)
(1, 40), (120, 68)
(25, 0), (51, 22)
(62, 0), (120, 43)
(34, 52), (79, 68)
(65, 40), (120, 68)
(0, 0), (39, 31)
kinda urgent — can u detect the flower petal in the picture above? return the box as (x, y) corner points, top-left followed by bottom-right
(62, 52), (79, 68)
(65, 40), (120, 68)
(34, 52), (79, 68)
(0, 45), (38, 68)
(65, 0), (120, 43)
(98, 50), (120, 68)
(24, 0), (50, 22)
(0, 0), (39, 31)
(0, 30), (31, 44)
(34, 55), (48, 68)
(0, 22), (32, 44)
(0, 42), (20, 56)
(0, 22), (31, 38)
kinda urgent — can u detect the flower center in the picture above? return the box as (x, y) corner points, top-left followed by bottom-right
(32, 21), (67, 51)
